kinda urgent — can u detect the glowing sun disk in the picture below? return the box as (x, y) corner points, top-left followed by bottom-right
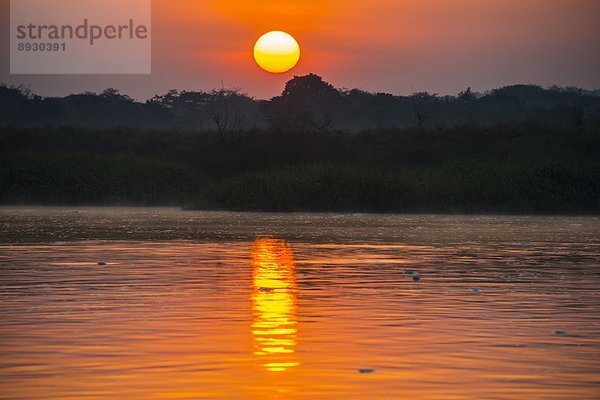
(254, 31), (300, 74)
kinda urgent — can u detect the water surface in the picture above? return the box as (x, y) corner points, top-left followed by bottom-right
(0, 207), (599, 399)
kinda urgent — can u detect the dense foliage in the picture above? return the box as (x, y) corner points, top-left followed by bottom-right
(1, 123), (598, 213)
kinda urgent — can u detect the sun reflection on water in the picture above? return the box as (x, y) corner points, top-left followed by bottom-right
(251, 237), (299, 372)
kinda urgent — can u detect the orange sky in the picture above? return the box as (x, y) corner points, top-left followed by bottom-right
(1, 0), (599, 99)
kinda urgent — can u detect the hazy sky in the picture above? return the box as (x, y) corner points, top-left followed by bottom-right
(1, 0), (599, 99)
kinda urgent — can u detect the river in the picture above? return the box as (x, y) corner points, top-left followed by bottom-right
(0, 207), (598, 399)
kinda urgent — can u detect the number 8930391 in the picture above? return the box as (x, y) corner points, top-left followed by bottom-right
(17, 42), (66, 52)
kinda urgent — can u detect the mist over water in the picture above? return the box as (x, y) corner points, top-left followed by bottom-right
(0, 208), (599, 399)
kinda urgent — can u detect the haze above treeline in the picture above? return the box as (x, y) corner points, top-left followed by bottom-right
(2, 74), (599, 133)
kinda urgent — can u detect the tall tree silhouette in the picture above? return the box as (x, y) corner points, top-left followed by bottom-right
(410, 92), (437, 134)
(263, 74), (341, 131)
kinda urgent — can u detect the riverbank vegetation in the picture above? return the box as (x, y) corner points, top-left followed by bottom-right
(1, 123), (598, 214)
(1, 75), (599, 213)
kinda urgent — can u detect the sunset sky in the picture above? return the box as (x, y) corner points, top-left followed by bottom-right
(1, 0), (599, 99)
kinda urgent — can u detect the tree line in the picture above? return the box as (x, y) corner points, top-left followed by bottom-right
(1, 74), (599, 133)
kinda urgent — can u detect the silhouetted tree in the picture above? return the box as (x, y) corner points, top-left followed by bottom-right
(203, 88), (254, 141)
(457, 87), (477, 126)
(410, 92), (437, 134)
(151, 90), (208, 129)
(0, 84), (29, 126)
(263, 74), (341, 131)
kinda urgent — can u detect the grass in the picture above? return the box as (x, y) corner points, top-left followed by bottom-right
(195, 162), (600, 214)
(1, 125), (599, 214)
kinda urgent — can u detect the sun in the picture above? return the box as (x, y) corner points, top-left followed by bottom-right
(253, 31), (300, 74)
